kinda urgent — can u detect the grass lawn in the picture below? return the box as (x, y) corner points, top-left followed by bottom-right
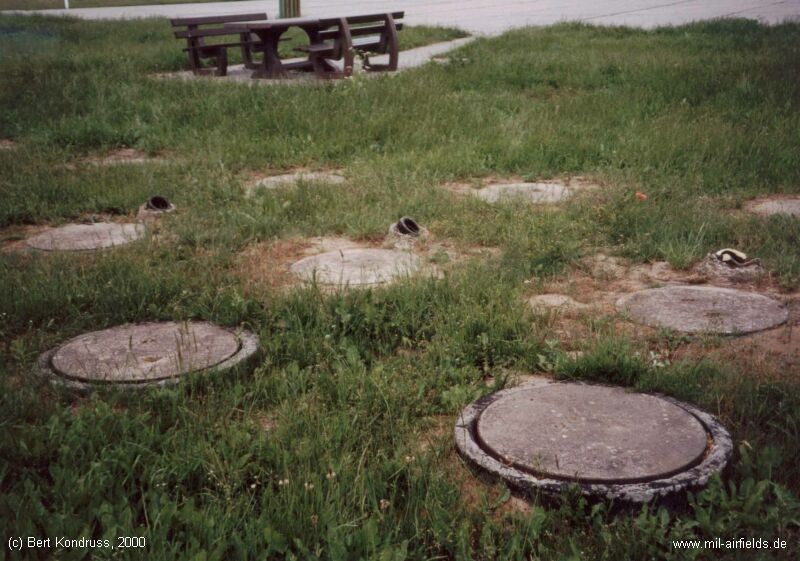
(0, 0), (241, 10)
(1, 12), (800, 561)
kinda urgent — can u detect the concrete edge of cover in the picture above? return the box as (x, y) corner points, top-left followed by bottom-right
(454, 379), (732, 505)
(35, 323), (259, 391)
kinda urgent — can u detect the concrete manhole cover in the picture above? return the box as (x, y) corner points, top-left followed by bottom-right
(471, 182), (576, 204)
(290, 248), (421, 286)
(87, 149), (162, 165)
(455, 381), (732, 503)
(37, 321), (258, 389)
(617, 286), (788, 335)
(745, 196), (800, 218)
(528, 294), (588, 311)
(252, 171), (346, 190)
(25, 223), (145, 251)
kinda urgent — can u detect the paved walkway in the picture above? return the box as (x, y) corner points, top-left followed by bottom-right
(154, 36), (476, 85)
(6, 0), (800, 34)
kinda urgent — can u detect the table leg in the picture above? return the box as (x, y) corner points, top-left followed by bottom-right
(301, 25), (343, 79)
(251, 29), (287, 79)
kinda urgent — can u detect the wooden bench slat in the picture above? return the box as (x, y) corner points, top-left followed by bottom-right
(315, 29), (338, 41)
(296, 43), (335, 54)
(171, 12), (269, 76)
(318, 11), (403, 26)
(302, 11), (403, 78)
(317, 22), (403, 41)
(173, 10), (403, 79)
(297, 37), (380, 53)
(352, 37), (382, 48)
(170, 13), (266, 26)
(349, 22), (403, 36)
(183, 42), (250, 51)
(174, 28), (246, 39)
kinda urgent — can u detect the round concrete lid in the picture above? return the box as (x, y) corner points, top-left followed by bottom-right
(473, 183), (571, 204)
(746, 196), (800, 217)
(26, 223), (145, 251)
(456, 381), (733, 503)
(476, 384), (709, 483)
(254, 171), (345, 189)
(290, 248), (421, 286)
(617, 286), (788, 335)
(49, 322), (241, 383)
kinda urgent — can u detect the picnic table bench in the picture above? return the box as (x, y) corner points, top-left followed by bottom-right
(297, 12), (404, 78)
(173, 11), (405, 80)
(171, 12), (269, 76)
(222, 17), (332, 79)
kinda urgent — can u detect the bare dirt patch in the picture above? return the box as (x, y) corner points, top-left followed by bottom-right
(724, 322), (799, 378)
(301, 236), (364, 254)
(451, 453), (533, 518)
(522, 254), (661, 352)
(526, 253), (690, 318)
(0, 139), (17, 151)
(253, 411), (278, 433)
(396, 235), (500, 269)
(673, 295), (800, 382)
(526, 251), (799, 370)
(234, 237), (319, 297)
(234, 233), (499, 296)
(1, 224), (51, 253)
(542, 252), (787, 309)
(234, 236), (385, 295)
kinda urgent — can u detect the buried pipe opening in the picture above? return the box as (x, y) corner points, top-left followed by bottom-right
(396, 216), (421, 236)
(146, 195), (172, 211)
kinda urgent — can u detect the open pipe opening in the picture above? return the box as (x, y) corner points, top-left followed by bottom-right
(146, 195), (172, 211)
(396, 216), (420, 236)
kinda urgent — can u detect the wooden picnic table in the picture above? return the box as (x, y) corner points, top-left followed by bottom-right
(223, 17), (335, 79)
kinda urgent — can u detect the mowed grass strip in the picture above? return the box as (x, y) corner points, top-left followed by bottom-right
(1, 15), (799, 560)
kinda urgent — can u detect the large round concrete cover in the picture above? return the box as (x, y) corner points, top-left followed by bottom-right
(26, 223), (145, 251)
(746, 197), (800, 217)
(617, 286), (788, 334)
(51, 322), (240, 382)
(476, 384), (709, 483)
(290, 249), (421, 286)
(474, 183), (571, 204)
(254, 171), (345, 189)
